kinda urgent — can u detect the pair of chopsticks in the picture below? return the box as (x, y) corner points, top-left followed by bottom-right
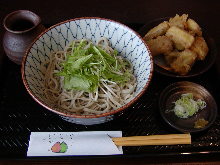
(112, 134), (191, 146)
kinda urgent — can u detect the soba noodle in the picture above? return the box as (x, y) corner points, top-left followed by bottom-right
(41, 37), (137, 115)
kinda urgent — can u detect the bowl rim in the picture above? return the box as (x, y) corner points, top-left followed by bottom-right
(159, 81), (218, 133)
(21, 17), (154, 119)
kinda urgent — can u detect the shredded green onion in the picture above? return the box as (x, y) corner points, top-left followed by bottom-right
(56, 40), (132, 92)
(173, 93), (206, 118)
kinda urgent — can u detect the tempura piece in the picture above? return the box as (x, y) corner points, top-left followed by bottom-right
(164, 50), (180, 64)
(174, 42), (185, 51)
(169, 14), (188, 29)
(146, 36), (173, 56)
(166, 26), (195, 49)
(144, 21), (169, 41)
(190, 37), (209, 60)
(170, 49), (197, 75)
(187, 19), (202, 36)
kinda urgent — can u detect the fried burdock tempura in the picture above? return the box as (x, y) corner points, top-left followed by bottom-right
(187, 19), (202, 36)
(170, 49), (197, 75)
(146, 36), (173, 56)
(144, 21), (169, 41)
(190, 37), (209, 60)
(168, 14), (188, 29)
(164, 50), (180, 64)
(166, 26), (195, 50)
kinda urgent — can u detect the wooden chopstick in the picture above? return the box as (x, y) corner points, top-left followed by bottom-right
(112, 134), (190, 142)
(112, 134), (191, 146)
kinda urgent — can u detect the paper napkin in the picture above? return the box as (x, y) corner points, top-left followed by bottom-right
(27, 131), (123, 156)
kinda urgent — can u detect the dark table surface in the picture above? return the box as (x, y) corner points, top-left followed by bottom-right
(0, 0), (220, 164)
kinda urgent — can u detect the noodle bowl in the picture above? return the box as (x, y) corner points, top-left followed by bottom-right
(22, 17), (153, 125)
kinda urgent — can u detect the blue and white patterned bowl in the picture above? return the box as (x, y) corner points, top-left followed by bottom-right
(21, 17), (153, 125)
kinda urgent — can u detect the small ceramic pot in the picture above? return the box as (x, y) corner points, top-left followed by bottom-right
(3, 10), (45, 65)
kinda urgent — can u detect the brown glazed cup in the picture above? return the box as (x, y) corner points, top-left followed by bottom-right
(3, 10), (45, 64)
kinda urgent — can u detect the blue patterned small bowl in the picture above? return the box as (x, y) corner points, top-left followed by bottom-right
(21, 17), (153, 125)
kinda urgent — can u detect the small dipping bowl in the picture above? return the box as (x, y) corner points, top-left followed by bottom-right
(159, 81), (217, 133)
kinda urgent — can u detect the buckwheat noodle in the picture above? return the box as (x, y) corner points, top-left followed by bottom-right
(41, 37), (137, 115)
